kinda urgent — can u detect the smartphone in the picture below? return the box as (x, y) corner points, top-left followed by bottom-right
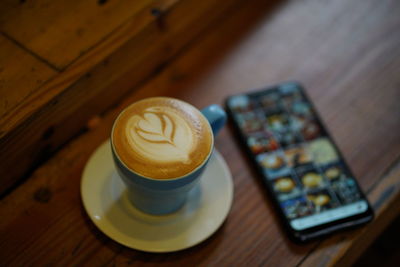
(225, 82), (374, 242)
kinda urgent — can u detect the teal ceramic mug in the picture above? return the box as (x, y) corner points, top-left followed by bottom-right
(111, 97), (226, 215)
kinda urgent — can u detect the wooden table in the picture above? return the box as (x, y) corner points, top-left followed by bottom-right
(1, 0), (400, 266)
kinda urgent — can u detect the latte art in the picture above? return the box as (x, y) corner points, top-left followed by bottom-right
(112, 97), (213, 179)
(126, 107), (194, 164)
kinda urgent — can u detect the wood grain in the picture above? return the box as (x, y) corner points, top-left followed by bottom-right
(0, 34), (57, 118)
(0, 0), (178, 135)
(0, 0), (155, 69)
(0, 0), (247, 196)
(181, 0), (400, 193)
(0, 0), (400, 266)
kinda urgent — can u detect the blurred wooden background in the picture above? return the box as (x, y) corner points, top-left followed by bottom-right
(1, 0), (400, 266)
(0, 0), (250, 195)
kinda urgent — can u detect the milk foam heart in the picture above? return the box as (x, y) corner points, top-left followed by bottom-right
(126, 107), (194, 164)
(112, 97), (213, 179)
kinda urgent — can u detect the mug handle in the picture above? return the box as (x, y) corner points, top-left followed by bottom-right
(201, 104), (227, 135)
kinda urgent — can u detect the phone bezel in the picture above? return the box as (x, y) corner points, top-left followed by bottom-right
(225, 82), (374, 243)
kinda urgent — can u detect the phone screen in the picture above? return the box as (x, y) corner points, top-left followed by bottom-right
(226, 83), (371, 232)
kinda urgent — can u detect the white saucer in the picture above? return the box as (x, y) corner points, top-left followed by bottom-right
(81, 140), (233, 253)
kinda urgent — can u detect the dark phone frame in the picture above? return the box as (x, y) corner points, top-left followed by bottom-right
(225, 82), (374, 243)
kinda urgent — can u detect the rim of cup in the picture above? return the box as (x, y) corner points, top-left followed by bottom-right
(110, 97), (215, 181)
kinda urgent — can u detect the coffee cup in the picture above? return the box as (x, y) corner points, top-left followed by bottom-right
(111, 97), (226, 215)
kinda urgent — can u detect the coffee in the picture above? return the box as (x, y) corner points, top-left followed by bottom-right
(112, 97), (213, 179)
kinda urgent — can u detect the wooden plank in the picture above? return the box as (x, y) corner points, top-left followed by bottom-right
(0, 0), (156, 69)
(0, 0), (399, 265)
(0, 34), (57, 119)
(0, 0), (178, 136)
(0, 0), (247, 196)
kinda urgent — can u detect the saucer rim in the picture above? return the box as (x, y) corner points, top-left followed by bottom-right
(81, 140), (233, 253)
